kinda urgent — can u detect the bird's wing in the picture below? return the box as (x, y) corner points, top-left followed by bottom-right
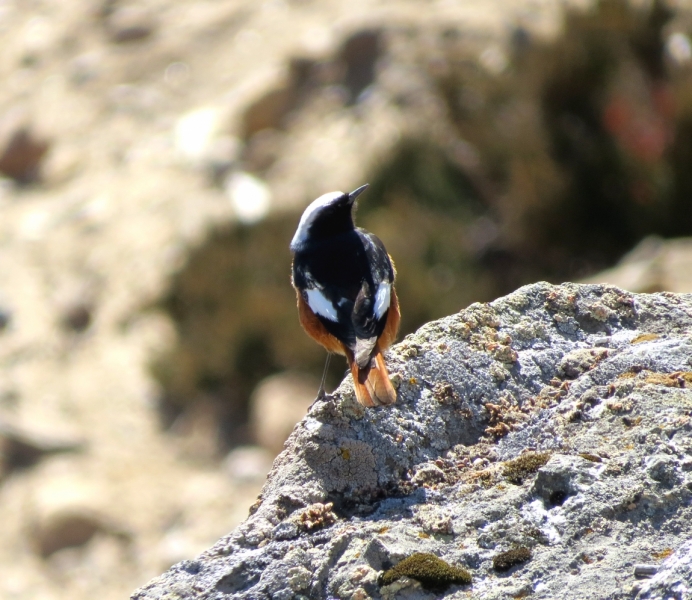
(292, 231), (394, 363)
(349, 231), (395, 365)
(292, 254), (358, 347)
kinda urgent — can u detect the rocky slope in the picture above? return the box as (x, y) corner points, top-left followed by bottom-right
(134, 283), (692, 600)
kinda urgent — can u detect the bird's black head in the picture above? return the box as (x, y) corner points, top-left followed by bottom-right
(290, 184), (368, 251)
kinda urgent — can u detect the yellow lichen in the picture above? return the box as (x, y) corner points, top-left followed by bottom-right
(651, 548), (673, 560)
(631, 333), (661, 344)
(644, 371), (692, 388)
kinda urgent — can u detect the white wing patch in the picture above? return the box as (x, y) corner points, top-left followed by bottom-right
(306, 288), (339, 322)
(374, 282), (391, 320)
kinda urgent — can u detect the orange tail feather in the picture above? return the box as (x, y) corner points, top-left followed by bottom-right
(349, 347), (397, 407)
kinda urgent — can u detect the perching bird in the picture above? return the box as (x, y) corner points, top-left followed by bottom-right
(290, 184), (400, 407)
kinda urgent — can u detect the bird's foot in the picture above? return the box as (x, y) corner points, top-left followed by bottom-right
(308, 386), (330, 410)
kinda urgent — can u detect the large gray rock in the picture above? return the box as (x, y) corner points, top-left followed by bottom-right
(132, 282), (692, 599)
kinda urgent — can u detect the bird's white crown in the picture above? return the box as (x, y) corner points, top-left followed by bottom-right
(290, 190), (345, 251)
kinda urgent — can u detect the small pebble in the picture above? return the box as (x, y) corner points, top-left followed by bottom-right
(633, 564), (658, 578)
(106, 6), (155, 43)
(0, 309), (11, 331)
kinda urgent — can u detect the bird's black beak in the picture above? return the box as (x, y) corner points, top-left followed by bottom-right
(348, 184), (369, 204)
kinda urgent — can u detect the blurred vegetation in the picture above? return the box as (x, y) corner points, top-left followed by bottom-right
(154, 0), (692, 449)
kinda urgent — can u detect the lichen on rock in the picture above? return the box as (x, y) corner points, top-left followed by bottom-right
(133, 283), (692, 600)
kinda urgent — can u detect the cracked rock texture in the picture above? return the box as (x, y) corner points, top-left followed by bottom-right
(133, 282), (692, 600)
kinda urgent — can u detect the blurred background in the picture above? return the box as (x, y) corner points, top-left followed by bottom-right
(1, 0), (692, 598)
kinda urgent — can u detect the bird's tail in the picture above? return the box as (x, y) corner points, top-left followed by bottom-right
(348, 346), (397, 407)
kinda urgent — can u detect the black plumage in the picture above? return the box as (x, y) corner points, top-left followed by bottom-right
(292, 227), (393, 350)
(290, 184), (400, 406)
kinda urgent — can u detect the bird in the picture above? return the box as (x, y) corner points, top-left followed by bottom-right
(290, 184), (400, 407)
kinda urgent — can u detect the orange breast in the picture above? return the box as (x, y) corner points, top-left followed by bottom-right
(297, 293), (347, 355)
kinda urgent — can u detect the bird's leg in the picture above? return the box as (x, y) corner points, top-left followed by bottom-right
(308, 353), (332, 411)
(316, 352), (332, 399)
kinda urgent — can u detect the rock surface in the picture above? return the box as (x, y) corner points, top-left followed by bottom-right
(133, 282), (692, 600)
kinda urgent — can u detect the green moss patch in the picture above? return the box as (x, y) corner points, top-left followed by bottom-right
(493, 547), (532, 572)
(380, 552), (471, 591)
(502, 452), (551, 485)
